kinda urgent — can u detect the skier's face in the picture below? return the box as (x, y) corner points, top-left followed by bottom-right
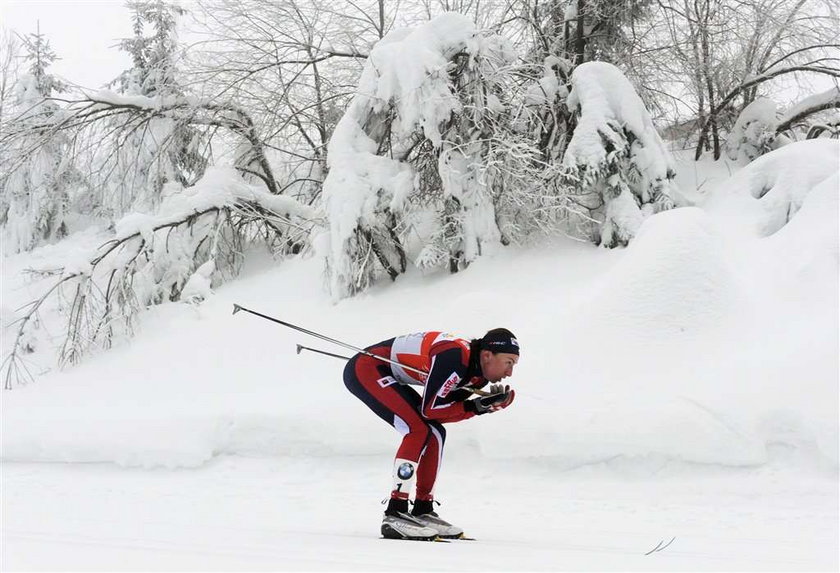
(480, 351), (519, 382)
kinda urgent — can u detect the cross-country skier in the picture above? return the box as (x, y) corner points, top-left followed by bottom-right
(343, 328), (519, 540)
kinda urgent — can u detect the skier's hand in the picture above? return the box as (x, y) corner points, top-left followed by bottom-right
(466, 385), (515, 415)
(487, 383), (506, 396)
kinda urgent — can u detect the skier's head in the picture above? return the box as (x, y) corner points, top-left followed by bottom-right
(478, 328), (519, 382)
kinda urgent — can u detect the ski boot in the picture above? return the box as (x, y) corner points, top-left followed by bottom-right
(381, 499), (439, 541)
(410, 499), (464, 539)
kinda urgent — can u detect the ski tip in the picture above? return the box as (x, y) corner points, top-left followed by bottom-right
(442, 533), (475, 541)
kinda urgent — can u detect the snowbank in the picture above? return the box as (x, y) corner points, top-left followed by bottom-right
(706, 139), (839, 237)
(572, 206), (742, 337)
(2, 149), (836, 474)
(3, 234), (836, 471)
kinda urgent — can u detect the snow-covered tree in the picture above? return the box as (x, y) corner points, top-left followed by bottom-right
(727, 88), (840, 163)
(562, 61), (680, 247)
(514, 56), (573, 161)
(323, 13), (517, 299)
(0, 29), (82, 253)
(650, 0), (840, 159)
(3, 166), (320, 386)
(97, 0), (208, 215)
(511, 0), (654, 66)
(190, 0), (390, 211)
(0, 30), (21, 129)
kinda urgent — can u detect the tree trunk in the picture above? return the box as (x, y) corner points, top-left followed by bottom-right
(575, 0), (586, 65)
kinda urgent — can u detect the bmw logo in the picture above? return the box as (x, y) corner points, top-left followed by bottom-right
(397, 462), (415, 480)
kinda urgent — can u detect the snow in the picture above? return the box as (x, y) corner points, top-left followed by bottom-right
(523, 57), (569, 107)
(180, 259), (216, 303)
(705, 139), (839, 237)
(86, 89), (199, 111)
(2, 144), (839, 568)
(361, 12), (478, 147)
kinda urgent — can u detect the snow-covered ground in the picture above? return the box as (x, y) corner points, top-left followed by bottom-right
(4, 456), (835, 571)
(2, 143), (838, 570)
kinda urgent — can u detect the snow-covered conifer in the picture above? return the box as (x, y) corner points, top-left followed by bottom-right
(0, 30), (82, 253)
(323, 13), (515, 299)
(562, 61), (679, 247)
(99, 0), (207, 216)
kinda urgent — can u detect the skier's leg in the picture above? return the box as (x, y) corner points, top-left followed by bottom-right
(343, 352), (434, 500)
(415, 420), (445, 502)
(410, 420), (464, 538)
(344, 353), (439, 540)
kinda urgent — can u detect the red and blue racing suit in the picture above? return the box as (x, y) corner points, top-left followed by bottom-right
(343, 331), (487, 501)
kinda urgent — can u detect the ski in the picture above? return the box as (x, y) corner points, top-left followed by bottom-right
(381, 535), (450, 542)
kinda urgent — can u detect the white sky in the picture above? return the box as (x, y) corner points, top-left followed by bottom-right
(0, 0), (135, 89)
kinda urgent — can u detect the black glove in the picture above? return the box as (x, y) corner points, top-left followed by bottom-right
(465, 385), (515, 415)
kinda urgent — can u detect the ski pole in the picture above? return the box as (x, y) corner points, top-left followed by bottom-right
(233, 303), (429, 376)
(295, 342), (493, 397)
(296, 344), (351, 361)
(233, 304), (492, 396)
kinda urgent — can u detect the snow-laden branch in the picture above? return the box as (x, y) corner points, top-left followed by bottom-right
(695, 64), (840, 159)
(2, 168), (323, 388)
(2, 91), (282, 196)
(775, 87), (840, 135)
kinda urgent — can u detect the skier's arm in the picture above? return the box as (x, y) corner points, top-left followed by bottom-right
(421, 347), (476, 423)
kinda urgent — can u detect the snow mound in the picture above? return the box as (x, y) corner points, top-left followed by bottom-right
(761, 172), (839, 284)
(573, 207), (742, 337)
(708, 139), (839, 237)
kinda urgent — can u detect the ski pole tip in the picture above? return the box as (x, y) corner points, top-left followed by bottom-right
(232, 304), (242, 315)
(295, 344), (303, 355)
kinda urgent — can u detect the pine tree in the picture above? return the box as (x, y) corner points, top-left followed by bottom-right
(99, 0), (207, 216)
(0, 28), (79, 253)
(322, 14), (518, 299)
(561, 62), (680, 247)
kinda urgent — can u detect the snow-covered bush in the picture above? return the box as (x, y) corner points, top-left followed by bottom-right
(725, 97), (785, 164)
(323, 13), (516, 299)
(562, 62), (680, 247)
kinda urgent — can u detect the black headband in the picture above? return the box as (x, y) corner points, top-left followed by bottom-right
(480, 332), (520, 355)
